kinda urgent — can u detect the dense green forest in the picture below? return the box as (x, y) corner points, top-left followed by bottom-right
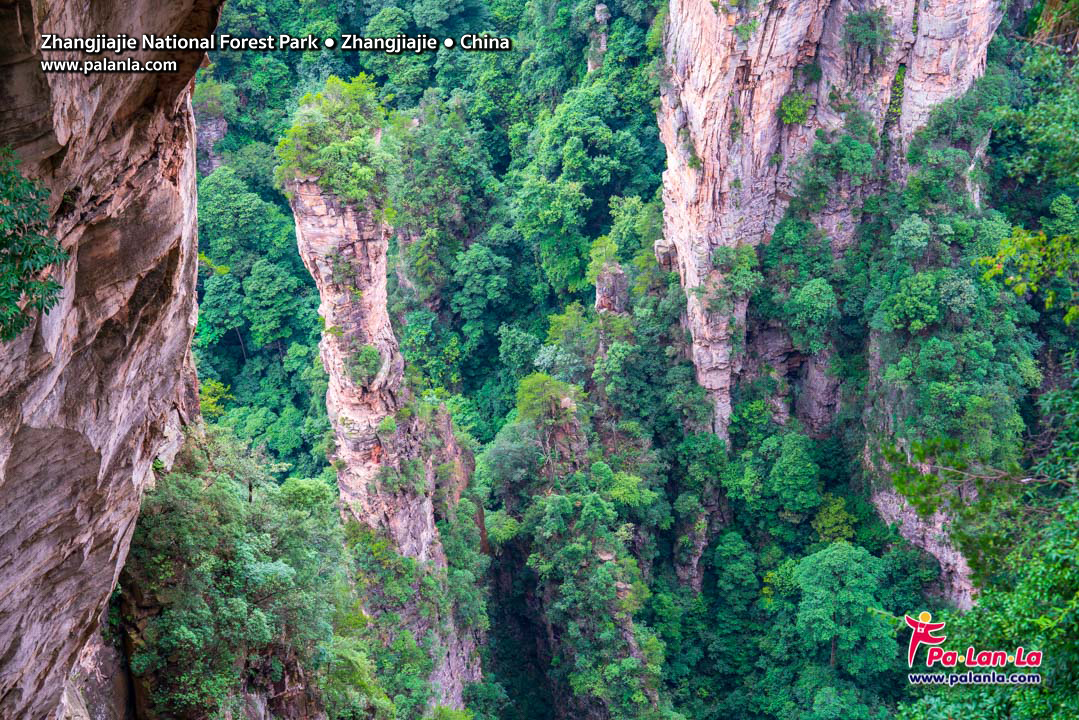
(76, 0), (1079, 718)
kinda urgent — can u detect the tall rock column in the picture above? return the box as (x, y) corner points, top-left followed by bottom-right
(288, 179), (481, 708)
(288, 180), (407, 538)
(0, 1), (221, 717)
(657, 0), (831, 439)
(657, 0), (1001, 440)
(658, 0), (1001, 606)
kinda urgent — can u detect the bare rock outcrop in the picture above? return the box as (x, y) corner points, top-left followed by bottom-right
(0, 1), (220, 718)
(658, 0), (1001, 439)
(657, 0), (1002, 603)
(195, 113), (227, 176)
(587, 3), (612, 73)
(57, 624), (133, 720)
(288, 181), (405, 526)
(594, 262), (629, 315)
(871, 484), (975, 609)
(287, 179), (481, 708)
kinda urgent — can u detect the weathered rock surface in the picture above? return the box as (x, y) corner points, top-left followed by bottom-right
(287, 179), (481, 708)
(871, 484), (975, 609)
(658, 0), (1000, 439)
(195, 113), (227, 176)
(288, 180), (405, 526)
(56, 622), (133, 720)
(0, 1), (219, 717)
(594, 262), (629, 315)
(587, 3), (612, 73)
(658, 0), (1001, 603)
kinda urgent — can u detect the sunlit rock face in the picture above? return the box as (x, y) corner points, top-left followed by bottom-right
(658, 0), (1001, 604)
(0, 1), (221, 717)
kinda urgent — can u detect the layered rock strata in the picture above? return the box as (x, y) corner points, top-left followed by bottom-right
(657, 0), (1001, 606)
(287, 179), (481, 707)
(0, 1), (219, 717)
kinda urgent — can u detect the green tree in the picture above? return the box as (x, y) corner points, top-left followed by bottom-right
(982, 194), (1079, 324)
(779, 92), (813, 125)
(891, 215), (932, 260)
(785, 278), (840, 354)
(516, 174), (592, 295)
(516, 372), (578, 425)
(998, 46), (1079, 185)
(451, 243), (512, 354)
(811, 494), (857, 543)
(793, 542), (894, 676)
(360, 8), (433, 105)
(0, 147), (67, 341)
(766, 432), (823, 517)
(123, 426), (347, 715)
(242, 258), (306, 347)
(276, 74), (387, 204)
(881, 272), (941, 333)
(843, 8), (892, 59)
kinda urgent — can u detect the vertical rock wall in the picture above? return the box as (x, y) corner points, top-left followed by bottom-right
(657, 0), (1001, 606)
(0, 1), (220, 718)
(658, 0), (1000, 439)
(288, 179), (481, 708)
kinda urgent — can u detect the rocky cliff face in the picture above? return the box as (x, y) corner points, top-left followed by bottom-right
(0, 1), (219, 718)
(287, 179), (481, 708)
(657, 0), (1000, 605)
(658, 0), (1000, 439)
(195, 113), (227, 176)
(871, 484), (975, 609)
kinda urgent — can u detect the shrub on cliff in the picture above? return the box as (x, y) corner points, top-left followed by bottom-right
(347, 341), (383, 386)
(779, 92), (813, 125)
(843, 8), (893, 61)
(0, 147), (67, 341)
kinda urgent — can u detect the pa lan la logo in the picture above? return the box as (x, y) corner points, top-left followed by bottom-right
(904, 611), (1043, 669)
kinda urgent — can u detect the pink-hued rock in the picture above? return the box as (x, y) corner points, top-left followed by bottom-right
(658, 0), (1001, 603)
(0, 1), (220, 718)
(871, 484), (975, 610)
(287, 179), (481, 708)
(196, 113), (228, 175)
(58, 624), (133, 720)
(595, 262), (629, 315)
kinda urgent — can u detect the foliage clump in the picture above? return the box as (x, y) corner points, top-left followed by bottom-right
(275, 75), (387, 204)
(0, 147), (67, 341)
(779, 91), (813, 125)
(982, 194), (1079, 324)
(123, 426), (393, 718)
(734, 20), (759, 42)
(843, 8), (893, 61)
(347, 341), (383, 386)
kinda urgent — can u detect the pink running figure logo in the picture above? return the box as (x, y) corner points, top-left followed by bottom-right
(905, 611), (947, 667)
